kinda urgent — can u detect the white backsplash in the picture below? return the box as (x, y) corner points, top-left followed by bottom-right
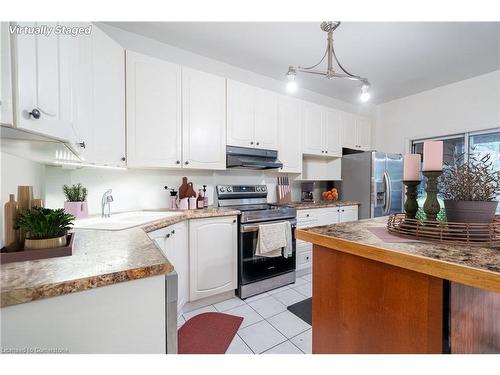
(44, 166), (314, 215)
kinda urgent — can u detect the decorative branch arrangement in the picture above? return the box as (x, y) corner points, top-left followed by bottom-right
(440, 153), (500, 201)
(63, 183), (88, 202)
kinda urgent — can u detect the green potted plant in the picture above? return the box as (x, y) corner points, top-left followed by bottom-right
(63, 183), (88, 218)
(440, 153), (500, 223)
(16, 207), (75, 249)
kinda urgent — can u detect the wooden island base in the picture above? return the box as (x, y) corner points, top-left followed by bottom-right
(313, 244), (443, 354)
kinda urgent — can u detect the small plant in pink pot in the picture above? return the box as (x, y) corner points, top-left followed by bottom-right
(63, 183), (89, 219)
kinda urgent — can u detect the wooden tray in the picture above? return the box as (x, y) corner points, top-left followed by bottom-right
(0, 233), (74, 264)
(387, 214), (500, 248)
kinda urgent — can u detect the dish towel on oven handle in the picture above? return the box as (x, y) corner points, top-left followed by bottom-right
(255, 221), (292, 258)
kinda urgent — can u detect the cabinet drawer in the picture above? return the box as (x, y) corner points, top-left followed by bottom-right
(297, 219), (318, 229)
(297, 251), (312, 267)
(297, 209), (319, 221)
(296, 241), (312, 253)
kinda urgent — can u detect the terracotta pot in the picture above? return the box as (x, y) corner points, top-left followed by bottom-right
(25, 235), (67, 250)
(64, 201), (88, 218)
(444, 200), (498, 223)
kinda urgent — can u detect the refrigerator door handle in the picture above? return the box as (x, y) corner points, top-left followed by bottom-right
(383, 171), (392, 215)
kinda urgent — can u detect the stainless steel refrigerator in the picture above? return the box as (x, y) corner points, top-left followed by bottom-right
(341, 151), (403, 219)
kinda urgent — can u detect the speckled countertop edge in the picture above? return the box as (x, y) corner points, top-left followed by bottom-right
(276, 201), (361, 209)
(1, 208), (240, 307)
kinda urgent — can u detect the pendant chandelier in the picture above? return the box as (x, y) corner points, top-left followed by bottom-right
(286, 21), (371, 102)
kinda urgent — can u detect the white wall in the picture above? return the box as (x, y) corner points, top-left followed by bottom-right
(373, 70), (500, 154)
(0, 152), (46, 246)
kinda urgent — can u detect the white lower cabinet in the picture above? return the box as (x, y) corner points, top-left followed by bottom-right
(189, 216), (238, 301)
(296, 205), (359, 271)
(149, 221), (189, 315)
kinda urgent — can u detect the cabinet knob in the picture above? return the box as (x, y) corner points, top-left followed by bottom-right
(185, 161), (189, 165)
(233, 219), (236, 223)
(28, 108), (41, 119)
(321, 150), (324, 153)
(166, 233), (170, 238)
(306, 214), (310, 217)
(171, 230), (175, 235)
(250, 141), (254, 145)
(121, 157), (126, 162)
(256, 142), (260, 146)
(342, 209), (345, 212)
(176, 160), (180, 164)
(78, 141), (86, 149)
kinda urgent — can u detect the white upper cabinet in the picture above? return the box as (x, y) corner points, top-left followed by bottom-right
(126, 51), (182, 168)
(302, 103), (341, 157)
(342, 112), (372, 151)
(182, 67), (226, 170)
(0, 23), (13, 126)
(12, 22), (74, 141)
(301, 102), (323, 155)
(227, 80), (278, 150)
(70, 24), (126, 166)
(254, 87), (278, 150)
(324, 109), (342, 156)
(278, 95), (302, 173)
(356, 116), (372, 150)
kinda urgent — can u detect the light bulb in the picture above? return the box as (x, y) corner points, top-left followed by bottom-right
(286, 80), (298, 93)
(360, 84), (371, 102)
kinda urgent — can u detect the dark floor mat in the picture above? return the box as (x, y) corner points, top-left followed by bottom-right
(287, 297), (312, 325)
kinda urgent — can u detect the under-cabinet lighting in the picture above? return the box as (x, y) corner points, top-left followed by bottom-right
(54, 161), (127, 170)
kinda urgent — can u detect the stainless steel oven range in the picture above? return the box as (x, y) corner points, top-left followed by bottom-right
(217, 185), (297, 299)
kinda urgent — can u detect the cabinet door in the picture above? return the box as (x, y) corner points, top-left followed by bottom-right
(356, 116), (372, 151)
(171, 221), (189, 312)
(71, 24), (126, 166)
(126, 51), (181, 168)
(341, 112), (357, 149)
(278, 96), (302, 173)
(182, 68), (226, 170)
(302, 102), (323, 155)
(324, 109), (342, 156)
(317, 208), (340, 226)
(254, 88), (278, 150)
(227, 80), (255, 148)
(339, 205), (359, 223)
(13, 22), (73, 141)
(189, 216), (237, 301)
(0, 22), (13, 126)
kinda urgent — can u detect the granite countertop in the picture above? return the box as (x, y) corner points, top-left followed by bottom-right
(296, 217), (500, 293)
(277, 201), (361, 210)
(1, 207), (240, 308)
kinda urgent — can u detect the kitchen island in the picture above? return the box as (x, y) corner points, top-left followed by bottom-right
(296, 217), (500, 354)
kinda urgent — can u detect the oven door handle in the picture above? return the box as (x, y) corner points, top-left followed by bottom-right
(240, 219), (297, 233)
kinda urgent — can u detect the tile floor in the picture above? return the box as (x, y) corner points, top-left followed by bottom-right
(178, 271), (312, 354)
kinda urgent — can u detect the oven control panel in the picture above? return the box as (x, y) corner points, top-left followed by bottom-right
(217, 185), (267, 196)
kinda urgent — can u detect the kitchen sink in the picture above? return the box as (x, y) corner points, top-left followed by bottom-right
(72, 211), (183, 231)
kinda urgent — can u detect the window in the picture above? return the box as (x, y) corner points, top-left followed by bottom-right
(411, 129), (500, 219)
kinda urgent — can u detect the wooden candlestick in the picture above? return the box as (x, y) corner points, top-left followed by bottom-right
(403, 180), (420, 219)
(422, 171), (442, 221)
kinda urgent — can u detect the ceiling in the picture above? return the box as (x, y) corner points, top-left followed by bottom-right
(108, 22), (500, 104)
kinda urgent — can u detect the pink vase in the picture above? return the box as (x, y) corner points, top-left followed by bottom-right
(64, 201), (89, 218)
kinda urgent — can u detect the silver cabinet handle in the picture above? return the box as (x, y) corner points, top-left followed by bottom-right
(250, 141), (254, 145)
(121, 157), (126, 162)
(29, 108), (41, 119)
(165, 233), (170, 238)
(171, 230), (175, 235)
(185, 161), (189, 165)
(176, 160), (180, 164)
(256, 142), (260, 146)
(78, 141), (86, 149)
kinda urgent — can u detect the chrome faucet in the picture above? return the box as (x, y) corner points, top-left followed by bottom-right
(101, 189), (114, 218)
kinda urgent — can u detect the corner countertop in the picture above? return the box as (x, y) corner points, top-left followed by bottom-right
(0, 208), (240, 308)
(295, 217), (500, 293)
(276, 201), (361, 210)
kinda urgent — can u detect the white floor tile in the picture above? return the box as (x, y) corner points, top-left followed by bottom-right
(290, 277), (308, 288)
(177, 315), (186, 328)
(263, 340), (304, 354)
(290, 329), (312, 354)
(225, 304), (264, 329)
(238, 320), (287, 354)
(243, 292), (270, 303)
(272, 288), (307, 307)
(267, 310), (311, 339)
(182, 305), (217, 321)
(247, 295), (287, 319)
(301, 273), (312, 282)
(213, 297), (246, 312)
(292, 282), (312, 298)
(225, 334), (254, 354)
(267, 285), (291, 295)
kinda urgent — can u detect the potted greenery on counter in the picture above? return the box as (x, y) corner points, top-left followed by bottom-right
(63, 183), (89, 218)
(440, 153), (500, 223)
(16, 207), (75, 249)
